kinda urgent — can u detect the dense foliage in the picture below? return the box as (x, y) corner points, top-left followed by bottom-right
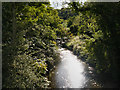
(66, 2), (120, 82)
(2, 2), (62, 88)
(57, 8), (77, 20)
(2, 1), (120, 88)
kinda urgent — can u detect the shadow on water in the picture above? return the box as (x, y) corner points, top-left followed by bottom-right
(49, 48), (102, 88)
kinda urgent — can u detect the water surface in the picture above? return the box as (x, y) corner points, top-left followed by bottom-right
(50, 48), (101, 88)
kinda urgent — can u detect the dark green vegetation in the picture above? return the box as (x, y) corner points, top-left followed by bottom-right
(57, 8), (77, 20)
(2, 1), (120, 88)
(2, 2), (65, 88)
(65, 2), (120, 83)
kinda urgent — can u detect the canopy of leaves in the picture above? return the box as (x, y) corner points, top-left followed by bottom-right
(2, 2), (62, 88)
(66, 2), (120, 82)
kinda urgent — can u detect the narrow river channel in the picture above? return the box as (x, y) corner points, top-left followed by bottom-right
(49, 48), (101, 88)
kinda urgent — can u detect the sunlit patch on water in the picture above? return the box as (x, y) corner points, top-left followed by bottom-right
(49, 48), (102, 88)
(55, 48), (88, 88)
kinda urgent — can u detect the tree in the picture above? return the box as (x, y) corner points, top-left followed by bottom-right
(2, 2), (62, 88)
(66, 1), (120, 82)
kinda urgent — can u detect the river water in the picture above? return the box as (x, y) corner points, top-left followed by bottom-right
(49, 48), (101, 88)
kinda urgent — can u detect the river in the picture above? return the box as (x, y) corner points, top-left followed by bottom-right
(49, 48), (102, 88)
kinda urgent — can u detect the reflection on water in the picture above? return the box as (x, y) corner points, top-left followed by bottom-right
(56, 48), (87, 88)
(50, 48), (101, 88)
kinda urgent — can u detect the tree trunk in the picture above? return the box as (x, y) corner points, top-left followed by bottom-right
(12, 2), (16, 45)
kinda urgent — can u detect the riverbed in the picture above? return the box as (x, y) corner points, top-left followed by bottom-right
(49, 48), (101, 88)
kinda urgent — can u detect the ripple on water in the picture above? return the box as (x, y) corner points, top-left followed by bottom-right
(55, 49), (88, 88)
(52, 48), (101, 88)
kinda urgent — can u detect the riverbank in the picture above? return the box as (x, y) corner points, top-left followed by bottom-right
(62, 41), (119, 88)
(48, 48), (103, 88)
